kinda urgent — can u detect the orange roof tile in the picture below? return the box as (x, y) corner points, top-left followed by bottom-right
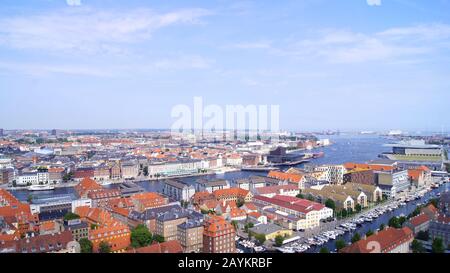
(127, 241), (183, 253)
(341, 227), (413, 253)
(267, 171), (303, 183)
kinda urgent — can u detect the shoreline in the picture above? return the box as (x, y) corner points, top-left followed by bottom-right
(2, 167), (241, 192)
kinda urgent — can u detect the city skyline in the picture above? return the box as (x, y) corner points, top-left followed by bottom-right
(1, 0), (450, 131)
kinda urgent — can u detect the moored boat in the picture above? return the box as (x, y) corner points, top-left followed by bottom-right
(28, 184), (55, 191)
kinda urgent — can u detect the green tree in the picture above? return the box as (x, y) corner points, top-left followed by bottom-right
(79, 238), (93, 253)
(296, 193), (304, 199)
(335, 239), (346, 251)
(325, 199), (336, 210)
(355, 204), (362, 213)
(90, 223), (98, 230)
(274, 235), (284, 247)
(63, 172), (74, 182)
(152, 234), (165, 243)
(244, 222), (254, 233)
(306, 194), (315, 201)
(98, 241), (111, 253)
(428, 198), (439, 208)
(254, 234), (266, 245)
(231, 220), (238, 231)
(379, 224), (385, 231)
(319, 247), (330, 253)
(341, 209), (348, 218)
(366, 230), (374, 237)
(27, 194), (33, 203)
(236, 198), (245, 208)
(416, 231), (429, 241)
(408, 207), (421, 219)
(411, 239), (425, 253)
(388, 217), (401, 228)
(432, 238), (445, 253)
(351, 233), (361, 243)
(131, 224), (153, 248)
(143, 166), (149, 176)
(64, 212), (80, 221)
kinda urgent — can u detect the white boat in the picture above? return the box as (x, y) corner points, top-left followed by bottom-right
(277, 247), (295, 253)
(254, 246), (266, 253)
(28, 184), (55, 191)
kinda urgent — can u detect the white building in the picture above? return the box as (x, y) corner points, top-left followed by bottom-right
(162, 179), (196, 201)
(30, 198), (92, 214)
(195, 179), (230, 193)
(0, 156), (13, 169)
(148, 159), (202, 177)
(17, 170), (51, 186)
(314, 165), (346, 184)
(18, 172), (38, 186)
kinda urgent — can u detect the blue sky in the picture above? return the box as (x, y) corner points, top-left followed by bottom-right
(0, 0), (450, 132)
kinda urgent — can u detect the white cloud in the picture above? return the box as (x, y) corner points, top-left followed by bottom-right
(0, 54), (214, 77)
(226, 41), (272, 49)
(0, 61), (114, 77)
(66, 0), (82, 6)
(153, 55), (214, 70)
(0, 7), (212, 55)
(266, 24), (450, 64)
(367, 0), (382, 6)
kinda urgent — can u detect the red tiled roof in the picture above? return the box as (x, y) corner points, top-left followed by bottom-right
(344, 162), (395, 172)
(255, 185), (298, 195)
(213, 188), (250, 200)
(253, 195), (325, 214)
(247, 212), (263, 218)
(75, 177), (103, 197)
(340, 227), (413, 253)
(421, 204), (438, 215)
(2, 231), (73, 253)
(436, 213), (450, 224)
(267, 171), (303, 183)
(409, 213), (431, 227)
(127, 241), (183, 253)
(203, 215), (234, 235)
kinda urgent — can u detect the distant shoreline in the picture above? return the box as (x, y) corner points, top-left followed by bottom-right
(2, 167), (241, 192)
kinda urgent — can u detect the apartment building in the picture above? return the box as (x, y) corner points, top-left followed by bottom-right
(195, 178), (230, 193)
(75, 206), (131, 253)
(376, 170), (410, 198)
(162, 179), (196, 201)
(203, 216), (236, 253)
(121, 161), (139, 179)
(314, 165), (347, 184)
(253, 195), (333, 230)
(177, 219), (204, 253)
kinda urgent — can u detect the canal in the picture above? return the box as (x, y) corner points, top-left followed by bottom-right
(306, 183), (449, 253)
(11, 134), (392, 202)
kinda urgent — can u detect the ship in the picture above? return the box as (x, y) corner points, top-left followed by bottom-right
(28, 184), (56, 191)
(241, 166), (280, 172)
(312, 152), (324, 158)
